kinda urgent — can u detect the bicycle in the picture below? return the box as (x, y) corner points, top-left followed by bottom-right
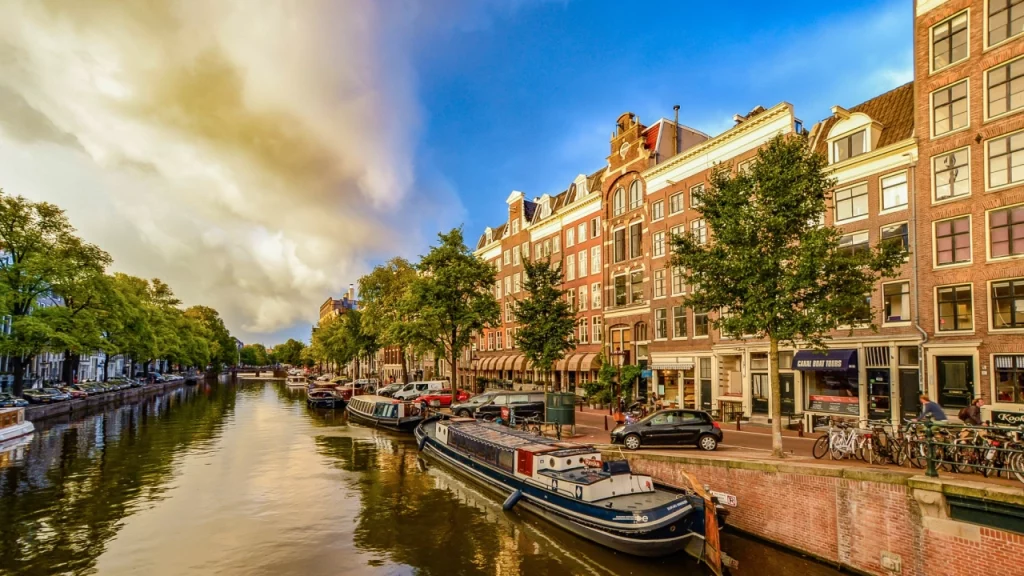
(517, 415), (543, 436)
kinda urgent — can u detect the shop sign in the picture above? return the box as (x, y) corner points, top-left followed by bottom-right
(808, 395), (859, 415)
(641, 369), (653, 379)
(992, 410), (1024, 426)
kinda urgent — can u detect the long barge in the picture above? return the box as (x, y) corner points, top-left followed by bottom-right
(345, 395), (424, 432)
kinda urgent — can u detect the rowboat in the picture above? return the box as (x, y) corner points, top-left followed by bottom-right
(286, 375), (308, 388)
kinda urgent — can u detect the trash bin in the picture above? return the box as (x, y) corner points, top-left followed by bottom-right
(545, 392), (576, 426)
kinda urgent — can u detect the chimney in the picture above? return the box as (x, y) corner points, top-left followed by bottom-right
(672, 105), (680, 155)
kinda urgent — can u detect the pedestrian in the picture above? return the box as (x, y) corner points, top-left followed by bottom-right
(958, 398), (984, 426)
(918, 394), (947, 422)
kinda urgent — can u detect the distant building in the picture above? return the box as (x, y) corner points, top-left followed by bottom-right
(319, 284), (358, 322)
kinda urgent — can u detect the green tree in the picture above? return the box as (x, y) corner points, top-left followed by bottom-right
(358, 257), (419, 383)
(405, 228), (499, 400)
(184, 305), (234, 368)
(48, 236), (113, 384)
(239, 343), (269, 366)
(670, 135), (906, 458)
(513, 257), (576, 390)
(271, 338), (306, 365)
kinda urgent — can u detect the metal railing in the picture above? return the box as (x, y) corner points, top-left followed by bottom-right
(916, 420), (1024, 482)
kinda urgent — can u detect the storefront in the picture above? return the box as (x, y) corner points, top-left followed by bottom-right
(796, 349), (860, 427)
(987, 354), (1024, 426)
(649, 354), (694, 409)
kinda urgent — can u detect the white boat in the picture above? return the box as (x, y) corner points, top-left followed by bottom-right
(286, 375), (308, 388)
(0, 407), (34, 443)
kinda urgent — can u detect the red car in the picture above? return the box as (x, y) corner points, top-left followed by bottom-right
(60, 386), (89, 399)
(415, 390), (471, 408)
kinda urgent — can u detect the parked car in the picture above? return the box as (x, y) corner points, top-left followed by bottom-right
(377, 383), (402, 398)
(82, 383), (105, 394)
(23, 388), (70, 404)
(126, 379), (144, 388)
(474, 392), (545, 421)
(0, 393), (29, 408)
(610, 409), (722, 451)
(414, 389), (471, 408)
(450, 391), (501, 417)
(393, 381), (448, 401)
(60, 386), (89, 399)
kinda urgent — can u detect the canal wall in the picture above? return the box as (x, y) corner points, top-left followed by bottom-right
(25, 378), (200, 421)
(603, 450), (1024, 576)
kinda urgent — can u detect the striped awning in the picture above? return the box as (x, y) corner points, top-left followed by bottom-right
(512, 355), (526, 371)
(575, 353), (599, 372)
(483, 357), (497, 371)
(650, 355), (695, 370)
(498, 356), (514, 371)
(555, 355), (575, 371)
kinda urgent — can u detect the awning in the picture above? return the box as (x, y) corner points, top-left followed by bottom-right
(512, 355), (526, 371)
(480, 357), (494, 371)
(650, 355), (695, 370)
(499, 356), (514, 371)
(794, 349), (858, 371)
(575, 353), (599, 372)
(555, 355), (576, 371)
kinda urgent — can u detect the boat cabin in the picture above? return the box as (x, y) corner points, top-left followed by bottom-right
(348, 396), (422, 420)
(0, 408), (25, 429)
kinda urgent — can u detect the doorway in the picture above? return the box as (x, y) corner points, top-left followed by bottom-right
(751, 373), (769, 414)
(937, 356), (974, 408)
(779, 373), (795, 415)
(899, 369), (920, 420)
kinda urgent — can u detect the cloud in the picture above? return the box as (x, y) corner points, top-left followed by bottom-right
(0, 0), (441, 340)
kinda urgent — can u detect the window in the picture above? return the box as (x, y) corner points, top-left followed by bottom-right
(503, 250), (510, 265)
(882, 222), (909, 252)
(566, 255), (575, 281)
(884, 282), (911, 323)
(988, 59), (1024, 118)
(591, 282), (601, 308)
(694, 310), (709, 337)
(505, 301), (512, 322)
(737, 159), (754, 174)
(579, 318), (589, 344)
(655, 308), (668, 339)
(591, 217), (600, 238)
(577, 223), (587, 244)
(933, 148), (970, 200)
(488, 332), (494, 351)
(629, 222), (642, 259)
(613, 228), (625, 262)
(653, 231), (665, 258)
(578, 250), (587, 279)
(579, 285), (588, 311)
(630, 271), (644, 303)
(654, 269), (666, 298)
(839, 231), (870, 256)
(566, 227), (575, 248)
(535, 244), (543, 260)
(671, 267), (686, 295)
(989, 132), (1024, 189)
(592, 316), (603, 342)
(881, 172), (908, 211)
(844, 294), (872, 325)
(670, 224), (684, 241)
(670, 192), (684, 214)
(690, 184), (704, 209)
(511, 219), (519, 234)
(505, 276), (511, 295)
(833, 130), (865, 163)
(990, 205), (1024, 258)
(629, 180), (642, 210)
(932, 80), (968, 136)
(496, 330), (503, 350)
(513, 273), (521, 293)
(989, 0), (1024, 46)
(567, 289), (576, 311)
(935, 216), (971, 265)
(691, 219), (707, 244)
(932, 11), (968, 70)
(938, 284), (973, 331)
(994, 355), (1024, 403)
(613, 187), (625, 216)
(992, 278), (1024, 329)
(513, 246), (520, 266)
(614, 275), (627, 306)
(553, 236), (560, 253)
(652, 200), (664, 221)
(673, 305), (687, 338)
(590, 246), (600, 274)
(495, 281), (502, 300)
(835, 183), (868, 221)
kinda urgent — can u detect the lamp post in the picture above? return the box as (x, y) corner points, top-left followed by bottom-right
(471, 351), (479, 393)
(610, 348), (625, 416)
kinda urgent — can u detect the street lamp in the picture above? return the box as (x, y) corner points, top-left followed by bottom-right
(610, 348), (626, 416)
(471, 351), (479, 393)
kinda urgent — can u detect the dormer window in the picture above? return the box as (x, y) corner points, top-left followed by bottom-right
(833, 130), (866, 163)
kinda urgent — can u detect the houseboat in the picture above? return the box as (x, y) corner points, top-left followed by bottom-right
(345, 395), (424, 432)
(415, 417), (730, 565)
(306, 387), (344, 408)
(286, 375), (308, 388)
(0, 407), (34, 443)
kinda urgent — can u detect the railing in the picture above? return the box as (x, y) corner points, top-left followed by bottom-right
(918, 420), (1024, 482)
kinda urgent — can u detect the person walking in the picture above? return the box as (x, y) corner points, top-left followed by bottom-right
(918, 394), (948, 422)
(958, 398), (985, 426)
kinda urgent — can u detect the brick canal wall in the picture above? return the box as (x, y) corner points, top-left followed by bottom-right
(603, 450), (1024, 576)
(24, 376), (209, 421)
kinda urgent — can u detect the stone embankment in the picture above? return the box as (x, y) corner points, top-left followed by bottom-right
(25, 377), (206, 421)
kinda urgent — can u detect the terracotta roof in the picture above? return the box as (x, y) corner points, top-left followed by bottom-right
(809, 81), (914, 157)
(644, 122), (661, 151)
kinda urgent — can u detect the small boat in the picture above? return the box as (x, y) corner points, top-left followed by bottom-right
(286, 375), (308, 388)
(184, 372), (202, 385)
(345, 395), (425, 432)
(306, 387), (344, 408)
(0, 407), (34, 443)
(415, 417), (730, 565)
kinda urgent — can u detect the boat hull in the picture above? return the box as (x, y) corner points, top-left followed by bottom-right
(0, 421), (34, 443)
(346, 405), (421, 432)
(414, 419), (705, 558)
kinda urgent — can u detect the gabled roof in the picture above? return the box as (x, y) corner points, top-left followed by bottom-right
(477, 222), (507, 250)
(523, 200), (538, 222)
(809, 81), (914, 157)
(644, 122), (660, 151)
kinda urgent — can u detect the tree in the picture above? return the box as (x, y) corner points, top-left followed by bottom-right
(358, 258), (419, 383)
(405, 228), (499, 400)
(184, 305), (234, 368)
(513, 256), (576, 390)
(670, 135), (906, 458)
(239, 343), (269, 366)
(271, 338), (306, 365)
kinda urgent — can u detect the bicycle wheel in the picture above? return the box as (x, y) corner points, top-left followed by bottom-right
(908, 440), (928, 469)
(890, 439), (907, 467)
(812, 435), (829, 459)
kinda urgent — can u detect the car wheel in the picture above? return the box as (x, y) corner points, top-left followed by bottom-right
(457, 409), (471, 417)
(623, 434), (642, 451)
(698, 434), (718, 451)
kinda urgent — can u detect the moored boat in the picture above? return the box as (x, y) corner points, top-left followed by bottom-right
(415, 416), (731, 567)
(286, 375), (308, 388)
(0, 407), (34, 443)
(306, 387), (344, 408)
(345, 395), (424, 432)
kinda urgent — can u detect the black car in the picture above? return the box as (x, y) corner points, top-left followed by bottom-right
(473, 392), (545, 421)
(0, 393), (28, 408)
(377, 384), (402, 398)
(610, 409), (722, 451)
(450, 391), (500, 417)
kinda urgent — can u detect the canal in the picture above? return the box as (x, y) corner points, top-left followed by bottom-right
(0, 379), (841, 576)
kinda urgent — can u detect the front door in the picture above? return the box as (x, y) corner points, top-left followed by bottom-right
(937, 357), (974, 408)
(899, 369), (921, 420)
(779, 373), (795, 415)
(751, 373), (769, 413)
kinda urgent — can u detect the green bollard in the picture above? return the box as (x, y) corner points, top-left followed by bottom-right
(925, 420), (938, 478)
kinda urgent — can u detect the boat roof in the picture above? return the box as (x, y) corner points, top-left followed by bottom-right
(447, 420), (595, 454)
(350, 395), (402, 403)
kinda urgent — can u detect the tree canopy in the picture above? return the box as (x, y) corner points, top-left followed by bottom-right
(513, 256), (577, 388)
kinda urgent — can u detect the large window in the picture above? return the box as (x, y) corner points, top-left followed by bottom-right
(835, 183), (869, 221)
(629, 222), (642, 259)
(884, 282), (911, 323)
(673, 305), (687, 339)
(938, 284), (973, 331)
(933, 148), (970, 200)
(591, 246), (600, 274)
(932, 11), (969, 70)
(653, 231), (665, 258)
(578, 318), (589, 344)
(833, 130), (865, 163)
(613, 228), (625, 262)
(630, 271), (644, 304)
(989, 0), (1024, 46)
(592, 316), (603, 343)
(629, 180), (642, 211)
(994, 355), (1024, 404)
(670, 192), (684, 214)
(691, 219), (707, 244)
(566, 227), (575, 248)
(839, 231), (870, 256)
(936, 216), (971, 265)
(613, 187), (625, 216)
(988, 58), (1024, 118)
(690, 184), (704, 208)
(513, 273), (521, 293)
(513, 246), (520, 266)
(567, 289), (576, 311)
(652, 200), (664, 221)
(694, 311), (709, 337)
(671, 267), (686, 295)
(579, 285), (588, 311)
(653, 269), (665, 298)
(990, 205), (1024, 258)
(614, 275), (627, 306)
(503, 250), (510, 265)
(591, 217), (600, 238)
(881, 172), (908, 211)
(655, 308), (667, 339)
(882, 222), (909, 252)
(932, 80), (969, 136)
(992, 278), (1024, 329)
(988, 132), (1024, 189)
(504, 276), (511, 295)
(566, 255), (575, 281)
(591, 282), (601, 308)
(578, 250), (587, 279)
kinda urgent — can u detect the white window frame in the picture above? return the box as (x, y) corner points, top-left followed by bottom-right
(984, 53), (1024, 121)
(513, 245), (521, 266)
(932, 146), (971, 204)
(930, 9), (970, 74)
(985, 0), (1024, 49)
(690, 183), (704, 209)
(566, 227), (575, 248)
(652, 231), (666, 258)
(613, 187), (625, 216)
(930, 78), (970, 138)
(985, 201), (1024, 261)
(654, 308), (668, 340)
(651, 200), (665, 221)
(987, 277), (1024, 332)
(985, 128), (1024, 191)
(513, 273), (521, 294)
(653, 268), (666, 299)
(579, 285), (588, 311)
(834, 182), (870, 224)
(879, 170), (909, 213)
(628, 180), (642, 211)
(669, 192), (684, 214)
(577, 250), (587, 279)
(579, 318), (589, 343)
(881, 280), (912, 326)
(503, 250), (510, 265)
(933, 214), (974, 268)
(671, 266), (686, 296)
(691, 218), (707, 245)
(590, 246), (600, 275)
(592, 316), (603, 343)
(577, 222), (587, 244)
(591, 217), (600, 239)
(505, 276), (511, 295)
(672, 304), (687, 340)
(830, 128), (867, 164)
(566, 254), (576, 281)
(591, 282), (601, 309)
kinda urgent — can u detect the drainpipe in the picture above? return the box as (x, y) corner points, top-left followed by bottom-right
(673, 105), (680, 155)
(908, 154), (929, 400)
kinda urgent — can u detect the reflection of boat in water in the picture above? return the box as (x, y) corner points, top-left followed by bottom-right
(185, 372), (203, 385)
(0, 407), (34, 443)
(415, 416), (729, 565)
(286, 375), (308, 388)
(306, 387), (344, 408)
(345, 395), (424, 432)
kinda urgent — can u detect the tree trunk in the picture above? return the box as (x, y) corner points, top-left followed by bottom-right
(769, 337), (785, 458)
(62, 349), (73, 385)
(12, 355), (25, 396)
(449, 341), (458, 402)
(399, 347), (409, 384)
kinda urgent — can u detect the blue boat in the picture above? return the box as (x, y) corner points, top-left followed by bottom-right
(415, 416), (730, 565)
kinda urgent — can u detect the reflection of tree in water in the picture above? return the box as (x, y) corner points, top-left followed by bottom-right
(313, 435), (574, 576)
(0, 383), (236, 576)
(268, 382), (348, 427)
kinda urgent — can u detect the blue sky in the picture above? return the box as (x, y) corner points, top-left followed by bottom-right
(410, 0), (912, 238)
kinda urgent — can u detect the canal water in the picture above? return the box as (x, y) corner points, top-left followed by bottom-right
(0, 379), (840, 576)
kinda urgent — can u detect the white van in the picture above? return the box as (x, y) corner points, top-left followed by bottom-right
(393, 380), (447, 401)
